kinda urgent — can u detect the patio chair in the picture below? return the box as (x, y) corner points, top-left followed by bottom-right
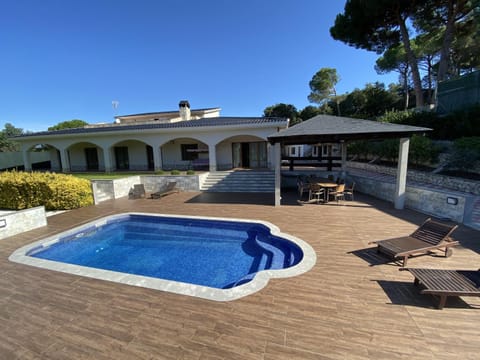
(400, 268), (480, 309)
(369, 218), (459, 267)
(344, 182), (355, 201)
(308, 183), (325, 204)
(150, 182), (179, 199)
(297, 176), (309, 199)
(328, 183), (345, 203)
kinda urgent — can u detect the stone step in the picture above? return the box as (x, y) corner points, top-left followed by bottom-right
(201, 171), (275, 192)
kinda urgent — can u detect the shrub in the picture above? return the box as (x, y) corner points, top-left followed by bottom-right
(446, 137), (480, 171)
(378, 104), (480, 140)
(155, 170), (165, 175)
(0, 171), (93, 210)
(186, 170), (195, 175)
(374, 139), (398, 162)
(170, 170), (181, 175)
(409, 135), (440, 166)
(347, 141), (371, 161)
(349, 135), (440, 167)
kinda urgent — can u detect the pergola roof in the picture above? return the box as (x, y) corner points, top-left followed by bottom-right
(268, 115), (431, 145)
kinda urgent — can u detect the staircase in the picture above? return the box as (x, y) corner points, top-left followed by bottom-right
(200, 170), (275, 193)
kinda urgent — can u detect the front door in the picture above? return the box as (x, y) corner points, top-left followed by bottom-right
(114, 146), (129, 170)
(146, 145), (154, 170)
(84, 148), (99, 170)
(232, 142), (267, 169)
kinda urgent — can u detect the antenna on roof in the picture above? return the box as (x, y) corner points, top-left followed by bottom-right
(112, 100), (119, 115)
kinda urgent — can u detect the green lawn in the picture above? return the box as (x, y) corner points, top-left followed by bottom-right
(71, 171), (196, 180)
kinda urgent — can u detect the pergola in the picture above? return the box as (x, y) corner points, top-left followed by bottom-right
(267, 115), (431, 208)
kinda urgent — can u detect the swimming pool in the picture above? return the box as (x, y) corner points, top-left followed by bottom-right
(9, 213), (316, 301)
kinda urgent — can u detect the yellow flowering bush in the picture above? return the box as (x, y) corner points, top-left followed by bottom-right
(0, 171), (93, 210)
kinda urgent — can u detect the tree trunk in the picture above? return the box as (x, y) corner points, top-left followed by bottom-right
(332, 87), (341, 116)
(397, 14), (424, 108)
(403, 65), (410, 109)
(437, 1), (458, 82)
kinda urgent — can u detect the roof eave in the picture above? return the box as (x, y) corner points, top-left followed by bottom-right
(268, 130), (431, 145)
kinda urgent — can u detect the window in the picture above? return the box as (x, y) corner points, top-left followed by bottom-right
(181, 144), (198, 161)
(290, 146), (296, 156)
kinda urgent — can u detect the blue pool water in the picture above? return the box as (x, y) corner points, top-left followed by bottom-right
(28, 214), (304, 289)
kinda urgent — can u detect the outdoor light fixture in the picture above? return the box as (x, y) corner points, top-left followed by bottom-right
(446, 197), (458, 205)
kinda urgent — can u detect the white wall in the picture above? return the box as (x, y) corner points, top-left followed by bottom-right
(0, 151), (50, 169)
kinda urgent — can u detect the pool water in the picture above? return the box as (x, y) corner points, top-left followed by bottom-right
(28, 214), (304, 289)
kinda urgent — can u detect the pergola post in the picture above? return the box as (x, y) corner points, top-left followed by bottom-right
(274, 142), (281, 206)
(340, 141), (347, 178)
(394, 137), (410, 209)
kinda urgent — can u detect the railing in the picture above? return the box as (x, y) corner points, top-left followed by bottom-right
(282, 156), (342, 171)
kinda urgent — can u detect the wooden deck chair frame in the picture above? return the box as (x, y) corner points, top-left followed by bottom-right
(150, 182), (179, 199)
(401, 268), (480, 309)
(369, 218), (459, 267)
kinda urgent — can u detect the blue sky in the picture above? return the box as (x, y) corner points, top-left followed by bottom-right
(0, 0), (397, 132)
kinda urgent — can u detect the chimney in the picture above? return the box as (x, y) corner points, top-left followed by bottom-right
(179, 100), (191, 121)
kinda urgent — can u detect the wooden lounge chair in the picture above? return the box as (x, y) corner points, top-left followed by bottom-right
(150, 182), (179, 199)
(401, 268), (480, 309)
(129, 184), (146, 199)
(369, 218), (458, 267)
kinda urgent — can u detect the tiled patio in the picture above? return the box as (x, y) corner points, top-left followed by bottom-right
(0, 191), (479, 359)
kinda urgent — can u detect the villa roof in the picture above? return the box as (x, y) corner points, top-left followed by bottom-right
(14, 117), (288, 139)
(115, 107), (221, 119)
(268, 115), (431, 145)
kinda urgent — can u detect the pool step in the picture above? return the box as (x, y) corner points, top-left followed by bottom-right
(200, 170), (275, 192)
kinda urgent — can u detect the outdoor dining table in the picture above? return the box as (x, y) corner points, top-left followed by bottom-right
(297, 180), (338, 205)
(313, 181), (338, 203)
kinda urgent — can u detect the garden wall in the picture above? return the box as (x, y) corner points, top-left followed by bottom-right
(348, 173), (469, 223)
(91, 174), (204, 204)
(0, 206), (47, 240)
(347, 161), (480, 195)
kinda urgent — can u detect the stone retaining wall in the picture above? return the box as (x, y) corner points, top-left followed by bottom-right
(91, 175), (203, 204)
(347, 161), (480, 195)
(348, 173), (471, 224)
(0, 206), (47, 240)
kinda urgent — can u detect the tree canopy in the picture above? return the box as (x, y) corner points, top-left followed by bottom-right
(331, 0), (425, 107)
(330, 0), (480, 108)
(0, 123), (23, 151)
(48, 119), (88, 131)
(263, 103), (301, 126)
(308, 68), (341, 115)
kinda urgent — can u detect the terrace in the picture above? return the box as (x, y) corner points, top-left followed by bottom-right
(0, 191), (479, 359)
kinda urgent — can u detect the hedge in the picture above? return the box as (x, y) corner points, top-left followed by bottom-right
(0, 171), (93, 210)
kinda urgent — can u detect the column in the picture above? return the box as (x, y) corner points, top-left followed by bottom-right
(394, 137), (410, 209)
(274, 142), (281, 206)
(153, 146), (163, 172)
(60, 149), (70, 173)
(22, 149), (32, 171)
(103, 147), (113, 172)
(208, 143), (217, 172)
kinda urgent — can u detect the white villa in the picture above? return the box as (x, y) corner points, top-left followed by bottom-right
(14, 101), (289, 173)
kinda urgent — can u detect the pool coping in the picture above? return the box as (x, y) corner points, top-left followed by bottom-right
(9, 212), (317, 301)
